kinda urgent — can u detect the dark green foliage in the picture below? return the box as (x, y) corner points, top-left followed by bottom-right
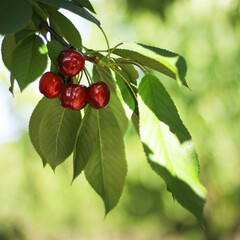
(35, 0), (100, 26)
(11, 35), (48, 90)
(29, 98), (81, 170)
(0, 0), (32, 35)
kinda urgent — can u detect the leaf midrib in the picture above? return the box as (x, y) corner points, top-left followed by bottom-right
(97, 110), (107, 204)
(54, 108), (66, 167)
(147, 80), (178, 177)
(24, 37), (35, 87)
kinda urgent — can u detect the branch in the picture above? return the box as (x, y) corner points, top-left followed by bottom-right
(39, 17), (73, 49)
(39, 17), (99, 64)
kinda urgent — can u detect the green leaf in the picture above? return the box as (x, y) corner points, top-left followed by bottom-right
(47, 7), (82, 49)
(29, 97), (48, 166)
(29, 97), (81, 170)
(15, 29), (35, 43)
(0, 0), (32, 35)
(31, 2), (49, 21)
(11, 35), (48, 91)
(47, 39), (67, 72)
(139, 74), (190, 143)
(73, 0), (96, 13)
(35, 0), (100, 26)
(73, 106), (97, 179)
(131, 111), (139, 134)
(113, 42), (188, 87)
(138, 74), (207, 225)
(1, 35), (17, 71)
(83, 107), (127, 214)
(115, 58), (139, 85)
(94, 66), (129, 136)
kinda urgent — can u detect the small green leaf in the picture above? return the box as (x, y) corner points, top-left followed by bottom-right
(29, 98), (81, 170)
(0, 0), (32, 35)
(11, 35), (48, 91)
(139, 74), (190, 143)
(35, 0), (100, 26)
(47, 7), (82, 49)
(1, 35), (17, 71)
(138, 74), (207, 225)
(113, 42), (188, 87)
(84, 107), (127, 214)
(73, 0), (96, 13)
(94, 66), (129, 136)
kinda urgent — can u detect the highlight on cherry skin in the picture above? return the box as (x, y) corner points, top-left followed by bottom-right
(87, 81), (110, 109)
(39, 72), (64, 99)
(57, 50), (85, 77)
(59, 84), (87, 110)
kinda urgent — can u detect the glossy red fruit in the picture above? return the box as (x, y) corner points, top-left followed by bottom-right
(57, 50), (85, 77)
(59, 84), (87, 110)
(87, 81), (110, 109)
(39, 72), (64, 99)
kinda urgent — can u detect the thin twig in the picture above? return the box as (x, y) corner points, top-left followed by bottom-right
(99, 26), (111, 62)
(83, 68), (92, 85)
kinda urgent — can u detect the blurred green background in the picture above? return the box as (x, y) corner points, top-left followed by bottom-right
(0, 0), (240, 239)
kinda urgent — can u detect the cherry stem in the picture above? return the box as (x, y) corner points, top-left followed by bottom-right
(111, 67), (138, 101)
(112, 60), (150, 74)
(83, 67), (92, 85)
(110, 42), (123, 54)
(39, 17), (73, 49)
(84, 55), (99, 64)
(99, 26), (111, 62)
(78, 71), (84, 84)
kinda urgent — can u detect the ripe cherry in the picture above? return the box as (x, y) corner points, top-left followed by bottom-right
(59, 84), (87, 110)
(57, 50), (85, 77)
(39, 72), (64, 99)
(87, 81), (110, 109)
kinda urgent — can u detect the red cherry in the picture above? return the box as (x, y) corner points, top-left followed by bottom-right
(87, 81), (110, 109)
(57, 50), (85, 77)
(59, 84), (87, 110)
(39, 72), (64, 99)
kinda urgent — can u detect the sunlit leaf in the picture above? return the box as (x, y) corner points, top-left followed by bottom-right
(73, 0), (96, 13)
(35, 0), (100, 26)
(139, 74), (190, 142)
(113, 42), (188, 86)
(138, 74), (207, 225)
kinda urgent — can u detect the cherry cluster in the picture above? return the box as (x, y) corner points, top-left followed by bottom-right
(39, 49), (110, 110)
